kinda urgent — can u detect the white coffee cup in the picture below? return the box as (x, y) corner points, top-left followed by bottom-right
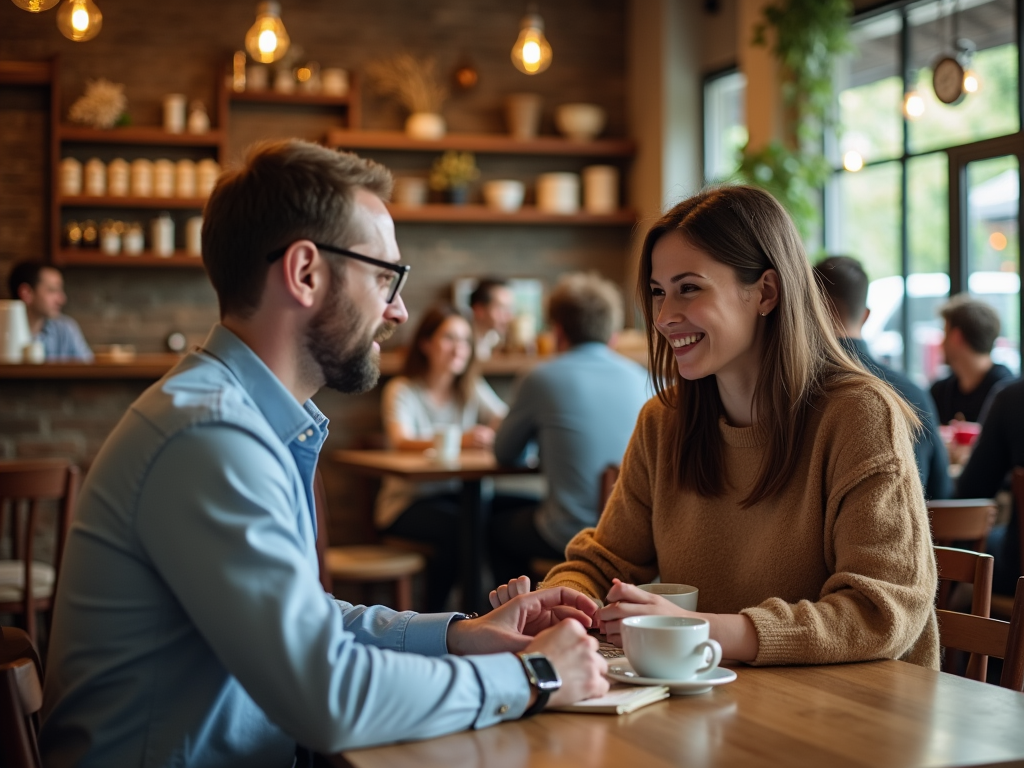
(637, 583), (698, 611)
(433, 425), (461, 464)
(621, 616), (722, 681)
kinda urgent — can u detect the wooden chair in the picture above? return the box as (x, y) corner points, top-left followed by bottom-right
(991, 468), (1024, 620)
(927, 499), (997, 551)
(934, 546), (993, 678)
(313, 469), (425, 612)
(0, 459), (80, 644)
(530, 464), (621, 582)
(937, 575), (1024, 691)
(0, 626), (44, 768)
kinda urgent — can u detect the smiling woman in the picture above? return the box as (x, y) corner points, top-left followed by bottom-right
(536, 185), (941, 670)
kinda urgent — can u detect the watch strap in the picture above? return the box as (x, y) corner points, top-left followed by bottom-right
(520, 688), (550, 718)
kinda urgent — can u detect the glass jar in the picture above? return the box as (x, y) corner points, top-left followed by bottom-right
(123, 222), (144, 255)
(108, 158), (130, 197)
(59, 157), (82, 196)
(84, 158), (106, 196)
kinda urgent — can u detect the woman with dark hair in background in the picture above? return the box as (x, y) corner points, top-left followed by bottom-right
(493, 185), (939, 669)
(377, 304), (528, 610)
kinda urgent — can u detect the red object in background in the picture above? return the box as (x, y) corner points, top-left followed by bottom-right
(952, 422), (982, 446)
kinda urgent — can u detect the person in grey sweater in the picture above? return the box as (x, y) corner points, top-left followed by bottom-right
(491, 272), (650, 584)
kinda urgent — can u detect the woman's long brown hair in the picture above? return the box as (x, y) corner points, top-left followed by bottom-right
(637, 185), (920, 507)
(402, 304), (479, 406)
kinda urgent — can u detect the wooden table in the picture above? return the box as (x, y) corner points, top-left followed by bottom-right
(335, 660), (1024, 768)
(331, 449), (536, 613)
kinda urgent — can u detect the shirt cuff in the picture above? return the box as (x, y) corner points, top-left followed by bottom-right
(403, 611), (459, 656)
(463, 652), (532, 727)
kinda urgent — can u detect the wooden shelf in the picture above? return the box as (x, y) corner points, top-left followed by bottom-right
(53, 250), (204, 268)
(229, 90), (353, 107)
(0, 60), (52, 86)
(386, 204), (635, 226)
(58, 195), (208, 209)
(326, 130), (635, 157)
(0, 354), (183, 380)
(57, 126), (225, 146)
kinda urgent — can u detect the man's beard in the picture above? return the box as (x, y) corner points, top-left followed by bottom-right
(305, 277), (396, 394)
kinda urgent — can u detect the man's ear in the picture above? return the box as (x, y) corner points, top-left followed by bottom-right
(279, 241), (322, 309)
(16, 284), (33, 304)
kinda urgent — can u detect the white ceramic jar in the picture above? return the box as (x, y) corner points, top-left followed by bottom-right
(175, 159), (196, 198)
(130, 159), (154, 197)
(151, 212), (175, 257)
(582, 165), (619, 214)
(59, 157), (82, 196)
(185, 216), (203, 257)
(84, 158), (106, 196)
(536, 172), (580, 214)
(163, 93), (187, 134)
(153, 159), (175, 198)
(123, 222), (144, 255)
(107, 158), (130, 197)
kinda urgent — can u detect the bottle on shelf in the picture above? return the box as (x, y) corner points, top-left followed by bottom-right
(123, 222), (144, 255)
(151, 213), (175, 257)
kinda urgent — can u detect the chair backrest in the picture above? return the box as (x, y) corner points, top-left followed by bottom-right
(934, 546), (994, 679)
(937, 576), (1024, 691)
(1014, 468), (1024, 584)
(927, 499), (996, 551)
(312, 469), (333, 593)
(598, 464), (621, 514)
(0, 459), (80, 642)
(0, 626), (43, 768)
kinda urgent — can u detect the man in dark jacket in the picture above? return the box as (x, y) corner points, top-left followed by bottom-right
(814, 256), (951, 500)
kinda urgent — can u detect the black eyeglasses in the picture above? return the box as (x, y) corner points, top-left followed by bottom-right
(266, 242), (411, 304)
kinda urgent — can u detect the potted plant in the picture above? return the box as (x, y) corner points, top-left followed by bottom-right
(429, 151), (480, 205)
(366, 54), (449, 140)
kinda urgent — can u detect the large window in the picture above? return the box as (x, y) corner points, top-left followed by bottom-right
(703, 69), (747, 182)
(827, 0), (1021, 385)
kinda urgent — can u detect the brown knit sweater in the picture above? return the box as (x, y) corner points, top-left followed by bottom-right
(544, 382), (940, 669)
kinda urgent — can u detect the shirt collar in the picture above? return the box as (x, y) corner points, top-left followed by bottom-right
(199, 324), (328, 447)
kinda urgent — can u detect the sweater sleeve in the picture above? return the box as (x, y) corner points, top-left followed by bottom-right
(541, 400), (660, 599)
(741, 392), (938, 667)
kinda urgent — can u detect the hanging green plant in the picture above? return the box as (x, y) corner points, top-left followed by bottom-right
(738, 0), (853, 239)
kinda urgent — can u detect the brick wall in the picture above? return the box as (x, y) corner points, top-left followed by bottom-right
(0, 0), (630, 547)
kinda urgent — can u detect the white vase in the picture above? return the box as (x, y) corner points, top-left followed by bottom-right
(405, 112), (446, 140)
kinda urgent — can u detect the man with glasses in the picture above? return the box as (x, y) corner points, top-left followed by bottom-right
(40, 140), (607, 768)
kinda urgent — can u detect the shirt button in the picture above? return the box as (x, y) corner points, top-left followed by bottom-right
(497, 704), (509, 715)
(306, 428), (314, 437)
(297, 433), (307, 442)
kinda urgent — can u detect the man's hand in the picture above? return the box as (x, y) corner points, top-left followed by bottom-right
(522, 619), (609, 708)
(462, 425), (495, 449)
(447, 587), (600, 655)
(489, 575), (531, 609)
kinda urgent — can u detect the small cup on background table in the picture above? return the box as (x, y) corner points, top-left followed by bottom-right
(432, 424), (462, 465)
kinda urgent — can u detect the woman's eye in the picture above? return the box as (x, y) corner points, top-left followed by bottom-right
(679, 284), (698, 294)
(650, 286), (665, 297)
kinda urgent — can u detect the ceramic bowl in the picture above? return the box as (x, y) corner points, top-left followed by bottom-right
(483, 180), (526, 212)
(555, 103), (607, 141)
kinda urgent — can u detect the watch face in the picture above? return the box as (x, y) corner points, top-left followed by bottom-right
(933, 56), (965, 105)
(526, 655), (561, 689)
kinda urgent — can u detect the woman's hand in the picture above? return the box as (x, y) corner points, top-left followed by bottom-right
(597, 578), (695, 646)
(489, 575), (531, 609)
(462, 425), (496, 449)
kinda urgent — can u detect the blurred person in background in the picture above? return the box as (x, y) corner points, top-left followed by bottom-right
(490, 272), (649, 585)
(931, 295), (1014, 424)
(469, 277), (515, 360)
(814, 256), (950, 500)
(378, 303), (536, 611)
(7, 260), (92, 361)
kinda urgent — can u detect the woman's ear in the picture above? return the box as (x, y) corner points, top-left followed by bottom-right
(759, 269), (780, 315)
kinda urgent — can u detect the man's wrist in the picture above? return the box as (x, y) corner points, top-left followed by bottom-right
(445, 612), (478, 655)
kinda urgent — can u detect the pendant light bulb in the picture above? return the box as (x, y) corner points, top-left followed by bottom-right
(963, 70), (980, 93)
(56, 0), (102, 42)
(511, 12), (552, 75)
(245, 1), (290, 64)
(10, 0), (61, 12)
(903, 90), (925, 120)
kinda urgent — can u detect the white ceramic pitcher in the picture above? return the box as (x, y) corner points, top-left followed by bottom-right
(0, 300), (32, 363)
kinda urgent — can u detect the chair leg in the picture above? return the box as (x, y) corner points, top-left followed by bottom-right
(395, 576), (413, 613)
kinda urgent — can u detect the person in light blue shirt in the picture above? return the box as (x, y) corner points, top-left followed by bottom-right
(40, 140), (608, 768)
(491, 272), (650, 586)
(7, 260), (93, 361)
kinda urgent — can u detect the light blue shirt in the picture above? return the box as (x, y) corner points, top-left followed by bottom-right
(37, 313), (93, 361)
(40, 324), (529, 768)
(494, 343), (650, 550)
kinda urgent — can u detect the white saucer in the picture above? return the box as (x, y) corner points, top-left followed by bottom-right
(606, 661), (737, 695)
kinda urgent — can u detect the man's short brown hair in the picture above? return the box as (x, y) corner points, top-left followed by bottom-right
(202, 139), (392, 318)
(547, 272), (624, 346)
(940, 293), (1001, 354)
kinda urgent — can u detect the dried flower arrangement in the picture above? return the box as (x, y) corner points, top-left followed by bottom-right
(429, 151), (479, 191)
(366, 54), (448, 114)
(68, 79), (128, 129)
